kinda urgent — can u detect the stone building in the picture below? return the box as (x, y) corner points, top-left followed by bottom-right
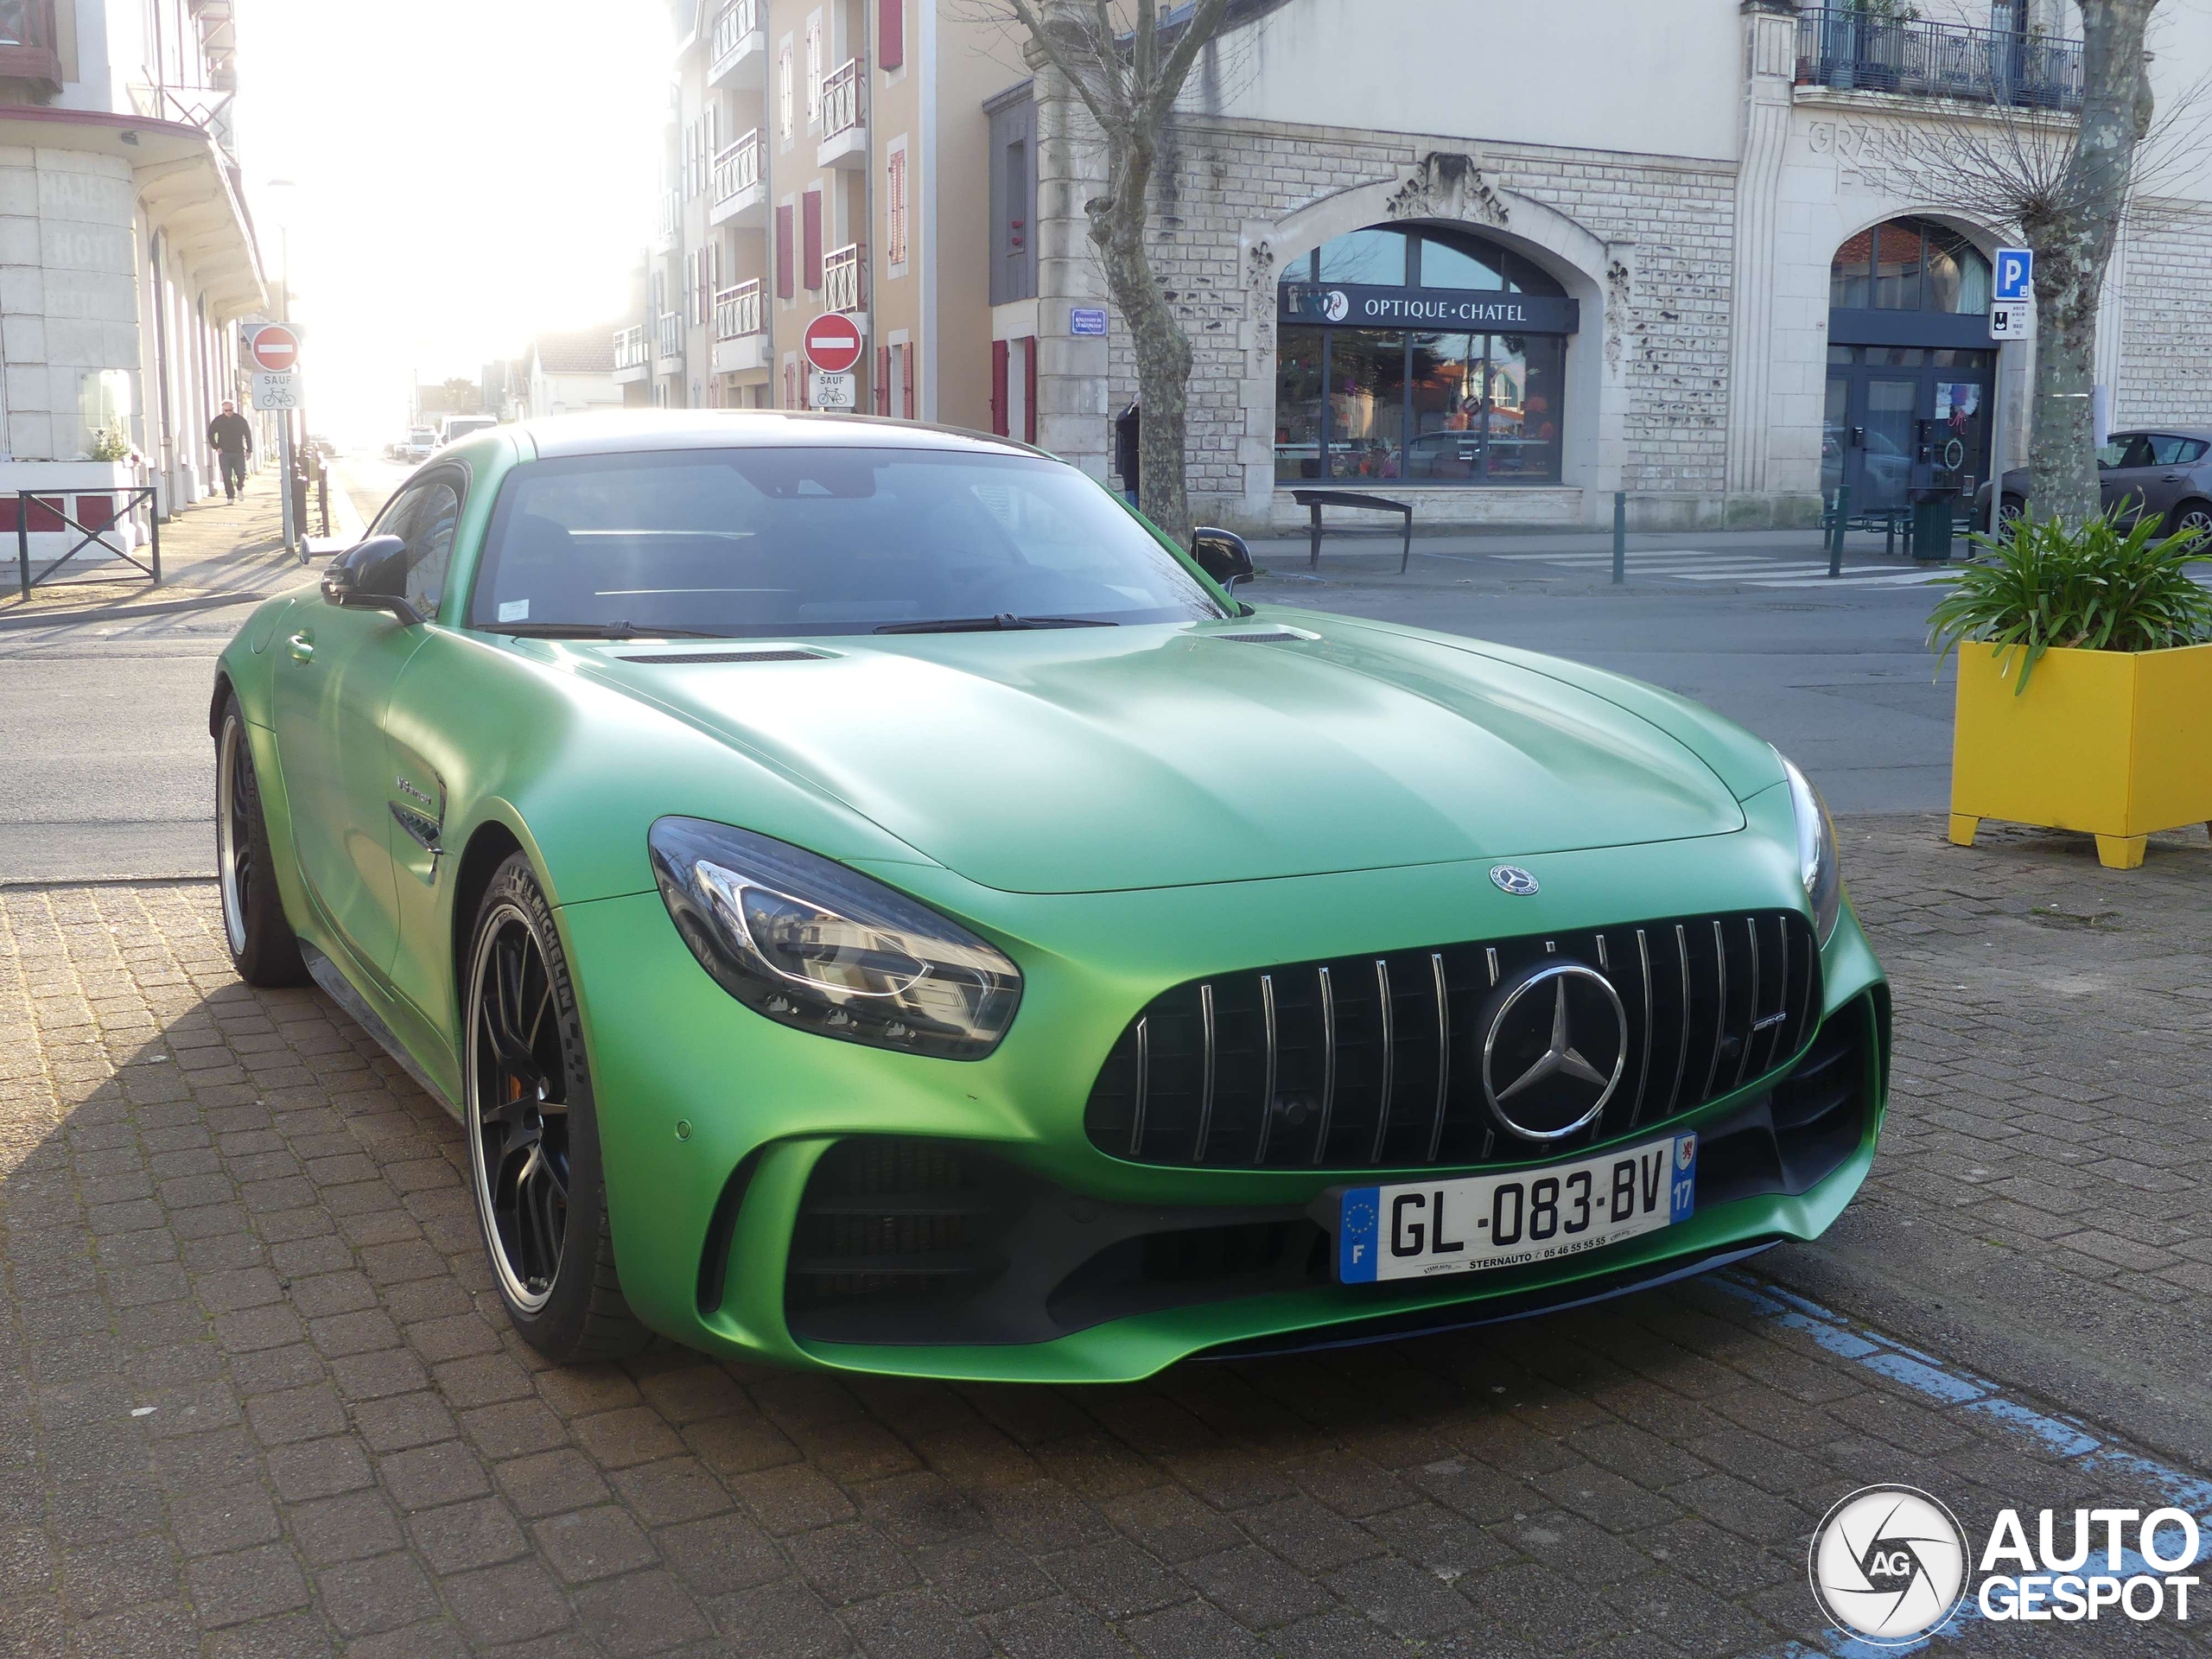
(0, 0), (262, 519)
(634, 1), (2212, 535)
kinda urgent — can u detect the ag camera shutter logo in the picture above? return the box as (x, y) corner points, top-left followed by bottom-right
(1808, 1484), (1969, 1644)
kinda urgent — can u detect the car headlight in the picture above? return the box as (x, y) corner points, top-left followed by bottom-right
(1778, 755), (1842, 945)
(649, 817), (1021, 1059)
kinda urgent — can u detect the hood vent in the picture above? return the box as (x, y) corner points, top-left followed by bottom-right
(617, 648), (828, 664)
(1211, 630), (1309, 645)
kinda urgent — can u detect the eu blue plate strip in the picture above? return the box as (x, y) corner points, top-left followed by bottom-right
(1715, 1272), (2212, 1656)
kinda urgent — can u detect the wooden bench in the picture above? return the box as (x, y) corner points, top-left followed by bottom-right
(1290, 488), (1414, 573)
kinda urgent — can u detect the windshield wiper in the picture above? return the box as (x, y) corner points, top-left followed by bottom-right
(874, 614), (1119, 635)
(486, 620), (734, 640)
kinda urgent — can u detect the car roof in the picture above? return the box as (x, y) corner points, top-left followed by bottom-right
(2120, 428), (2212, 440)
(512, 408), (1046, 462)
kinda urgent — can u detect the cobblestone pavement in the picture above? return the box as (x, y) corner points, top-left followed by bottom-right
(2, 817), (2209, 1656)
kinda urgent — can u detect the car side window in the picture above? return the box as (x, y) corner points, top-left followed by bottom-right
(2148, 435), (2208, 466)
(2100, 435), (2153, 470)
(403, 481), (462, 615)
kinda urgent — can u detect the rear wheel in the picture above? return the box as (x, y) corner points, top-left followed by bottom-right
(2168, 500), (2212, 545)
(464, 854), (645, 1362)
(214, 698), (309, 987)
(1997, 494), (2026, 531)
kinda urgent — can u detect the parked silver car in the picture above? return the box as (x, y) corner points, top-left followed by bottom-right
(1975, 429), (2212, 539)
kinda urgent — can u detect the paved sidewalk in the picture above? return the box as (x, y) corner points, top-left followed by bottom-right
(2, 817), (2209, 1655)
(0, 482), (302, 630)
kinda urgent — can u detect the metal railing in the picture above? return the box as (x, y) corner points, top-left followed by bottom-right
(823, 242), (866, 314)
(1795, 8), (2082, 111)
(655, 311), (683, 362)
(714, 280), (764, 341)
(613, 324), (647, 371)
(14, 486), (160, 601)
(711, 130), (763, 207)
(822, 56), (863, 140)
(711, 0), (760, 63)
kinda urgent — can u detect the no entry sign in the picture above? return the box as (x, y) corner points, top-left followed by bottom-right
(249, 324), (301, 372)
(803, 314), (862, 374)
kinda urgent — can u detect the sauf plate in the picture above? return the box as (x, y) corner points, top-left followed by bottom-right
(1337, 1132), (1699, 1283)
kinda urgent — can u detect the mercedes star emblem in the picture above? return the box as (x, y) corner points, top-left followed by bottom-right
(1479, 962), (1628, 1141)
(1490, 865), (1540, 896)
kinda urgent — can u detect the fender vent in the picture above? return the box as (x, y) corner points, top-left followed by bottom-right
(617, 649), (826, 664)
(1211, 631), (1306, 644)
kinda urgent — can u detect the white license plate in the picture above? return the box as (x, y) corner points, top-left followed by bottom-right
(1336, 1131), (1698, 1283)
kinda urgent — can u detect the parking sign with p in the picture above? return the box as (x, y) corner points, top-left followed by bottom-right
(1993, 246), (2033, 302)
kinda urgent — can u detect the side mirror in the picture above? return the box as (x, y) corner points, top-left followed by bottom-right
(1191, 526), (1255, 589)
(321, 535), (425, 626)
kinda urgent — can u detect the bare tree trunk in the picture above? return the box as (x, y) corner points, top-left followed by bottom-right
(1004, 0), (1231, 548)
(2027, 0), (2158, 525)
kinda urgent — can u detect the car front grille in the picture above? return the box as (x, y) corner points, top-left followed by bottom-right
(1083, 910), (1821, 1170)
(783, 1137), (1022, 1313)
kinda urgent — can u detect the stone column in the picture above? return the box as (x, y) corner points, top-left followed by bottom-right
(1724, 1), (1799, 499)
(1027, 54), (1109, 479)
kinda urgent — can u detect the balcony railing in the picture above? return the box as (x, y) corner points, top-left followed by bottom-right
(822, 56), (864, 141)
(656, 311), (682, 362)
(711, 0), (760, 63)
(715, 279), (764, 341)
(823, 242), (866, 315)
(1795, 9), (2082, 112)
(712, 130), (764, 207)
(613, 325), (647, 371)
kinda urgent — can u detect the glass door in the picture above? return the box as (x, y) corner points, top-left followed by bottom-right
(1854, 377), (1918, 511)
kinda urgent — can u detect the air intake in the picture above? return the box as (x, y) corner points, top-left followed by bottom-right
(617, 649), (826, 664)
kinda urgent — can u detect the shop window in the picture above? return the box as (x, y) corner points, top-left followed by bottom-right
(1832, 218), (1992, 314)
(1317, 228), (1409, 286)
(1274, 328), (1325, 483)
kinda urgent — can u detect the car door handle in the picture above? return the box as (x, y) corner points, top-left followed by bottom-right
(287, 631), (315, 663)
(2163, 473), (2185, 481)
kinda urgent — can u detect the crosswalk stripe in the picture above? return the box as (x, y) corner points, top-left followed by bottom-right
(1746, 570), (1946, 588)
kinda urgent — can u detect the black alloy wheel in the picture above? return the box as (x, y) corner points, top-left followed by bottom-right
(214, 696), (309, 987)
(463, 854), (645, 1359)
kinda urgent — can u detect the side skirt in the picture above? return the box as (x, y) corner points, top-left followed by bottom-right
(300, 939), (464, 1122)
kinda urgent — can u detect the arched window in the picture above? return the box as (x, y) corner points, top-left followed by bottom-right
(1288, 226), (1569, 297)
(1830, 218), (1991, 314)
(1274, 226), (1573, 488)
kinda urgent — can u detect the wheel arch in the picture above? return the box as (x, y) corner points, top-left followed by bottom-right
(209, 670), (235, 737)
(451, 818), (528, 1015)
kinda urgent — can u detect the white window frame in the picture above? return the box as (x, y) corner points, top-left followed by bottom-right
(778, 38), (795, 146)
(805, 12), (824, 130)
(885, 135), (910, 276)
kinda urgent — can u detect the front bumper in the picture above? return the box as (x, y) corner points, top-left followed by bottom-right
(555, 807), (1889, 1384)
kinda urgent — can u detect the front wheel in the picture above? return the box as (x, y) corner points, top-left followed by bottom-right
(464, 854), (646, 1362)
(1996, 494), (2026, 531)
(214, 698), (309, 987)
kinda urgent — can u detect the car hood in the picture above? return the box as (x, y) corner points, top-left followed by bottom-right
(575, 619), (1749, 894)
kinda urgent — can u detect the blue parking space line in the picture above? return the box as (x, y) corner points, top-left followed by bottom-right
(1713, 1270), (2212, 1657)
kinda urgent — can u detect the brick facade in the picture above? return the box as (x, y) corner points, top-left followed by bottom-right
(2114, 213), (2212, 429)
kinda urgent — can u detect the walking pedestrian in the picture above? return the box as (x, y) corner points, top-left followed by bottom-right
(207, 401), (253, 501)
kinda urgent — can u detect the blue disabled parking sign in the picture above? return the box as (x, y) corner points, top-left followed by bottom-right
(1994, 246), (2033, 302)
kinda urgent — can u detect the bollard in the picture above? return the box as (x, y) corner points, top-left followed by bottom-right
(1827, 485), (1847, 578)
(15, 490), (27, 601)
(1611, 490), (1626, 585)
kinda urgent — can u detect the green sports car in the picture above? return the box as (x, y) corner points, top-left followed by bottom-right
(211, 412), (1888, 1382)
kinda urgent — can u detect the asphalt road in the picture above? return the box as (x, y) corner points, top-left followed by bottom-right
(0, 498), (1955, 885)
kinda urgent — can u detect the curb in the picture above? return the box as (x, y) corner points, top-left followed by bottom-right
(0, 590), (269, 631)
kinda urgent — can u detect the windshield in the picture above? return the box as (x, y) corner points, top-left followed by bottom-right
(466, 446), (1228, 638)
(410, 429), (436, 443)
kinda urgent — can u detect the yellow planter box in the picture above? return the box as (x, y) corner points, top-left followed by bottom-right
(1948, 639), (2212, 868)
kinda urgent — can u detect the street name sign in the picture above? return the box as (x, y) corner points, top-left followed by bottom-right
(1993, 247), (2033, 303)
(803, 314), (863, 374)
(248, 323), (302, 372)
(1989, 303), (2031, 340)
(1070, 307), (1109, 337)
(251, 370), (300, 410)
(810, 370), (855, 410)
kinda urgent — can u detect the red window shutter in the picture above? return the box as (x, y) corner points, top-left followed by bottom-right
(990, 340), (1009, 437)
(875, 345), (889, 415)
(879, 0), (903, 68)
(1022, 336), (1039, 444)
(775, 204), (794, 298)
(803, 189), (823, 289)
(902, 345), (915, 418)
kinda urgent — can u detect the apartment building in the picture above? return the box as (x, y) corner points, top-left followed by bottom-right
(623, 0), (1031, 435)
(0, 0), (262, 512)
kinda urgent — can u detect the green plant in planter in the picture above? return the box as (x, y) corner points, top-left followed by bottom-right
(1927, 512), (2212, 694)
(86, 423), (130, 462)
